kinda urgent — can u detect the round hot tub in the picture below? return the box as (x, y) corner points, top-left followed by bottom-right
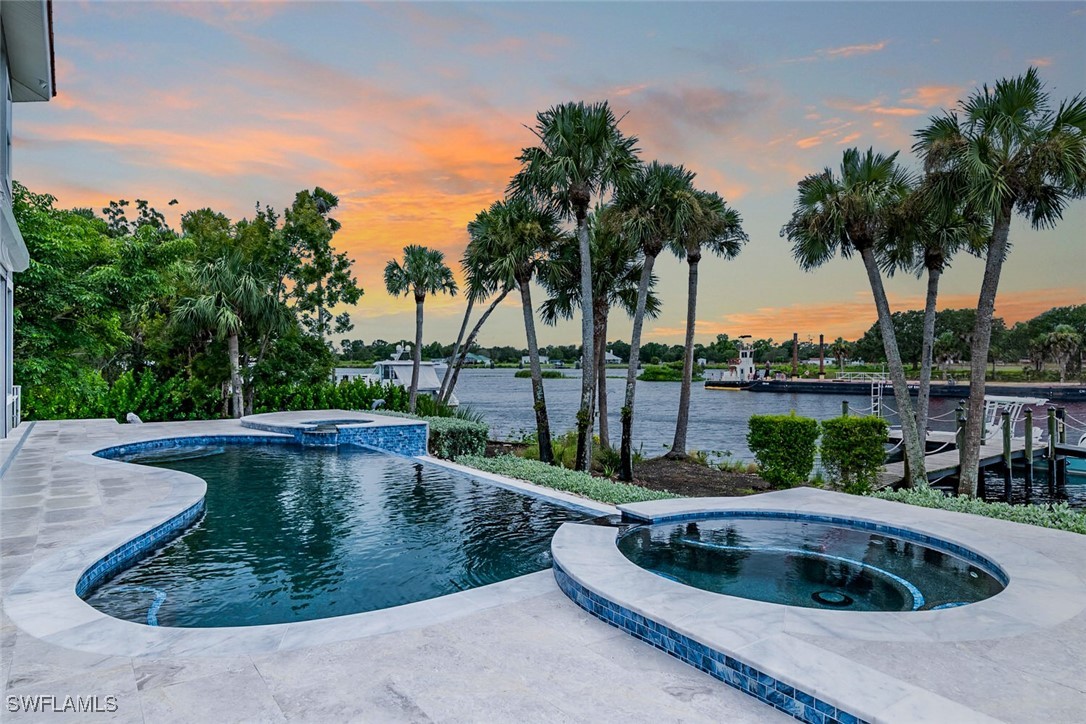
(617, 514), (1005, 612)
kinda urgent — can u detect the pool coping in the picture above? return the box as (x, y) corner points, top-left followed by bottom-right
(551, 488), (1086, 723)
(2, 413), (615, 657)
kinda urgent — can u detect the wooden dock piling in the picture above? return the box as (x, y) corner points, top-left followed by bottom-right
(1002, 411), (1013, 501)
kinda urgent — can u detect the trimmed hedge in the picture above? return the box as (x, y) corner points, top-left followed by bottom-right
(426, 417), (488, 459)
(819, 416), (889, 494)
(454, 454), (677, 505)
(747, 412), (819, 487)
(870, 486), (1086, 535)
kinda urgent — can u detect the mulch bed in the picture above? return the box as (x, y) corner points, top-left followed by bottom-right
(633, 456), (773, 498)
(483, 440), (774, 498)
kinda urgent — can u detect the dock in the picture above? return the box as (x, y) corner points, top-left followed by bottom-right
(879, 430), (1031, 487)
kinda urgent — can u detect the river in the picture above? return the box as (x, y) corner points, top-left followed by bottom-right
(337, 367), (1086, 463)
(450, 369), (1086, 462)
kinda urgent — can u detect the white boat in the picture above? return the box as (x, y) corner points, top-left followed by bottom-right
(366, 359), (457, 407)
(981, 395), (1048, 445)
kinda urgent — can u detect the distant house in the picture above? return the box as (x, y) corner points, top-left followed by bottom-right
(522, 355), (548, 366)
(604, 350), (623, 364)
(1, 0), (56, 439)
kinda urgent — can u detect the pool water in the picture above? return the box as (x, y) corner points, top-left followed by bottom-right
(617, 516), (1004, 612)
(86, 444), (587, 627)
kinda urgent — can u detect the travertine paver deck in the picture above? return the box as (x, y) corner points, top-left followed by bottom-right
(1, 418), (784, 722)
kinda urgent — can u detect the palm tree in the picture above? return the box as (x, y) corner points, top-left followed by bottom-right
(538, 205), (661, 452)
(880, 175), (987, 441)
(781, 147), (926, 488)
(914, 68), (1086, 496)
(510, 101), (641, 471)
(668, 190), (748, 458)
(384, 245), (458, 413)
(610, 162), (699, 480)
(174, 253), (287, 418)
(465, 198), (563, 463)
(831, 337), (851, 374)
(1044, 324), (1082, 383)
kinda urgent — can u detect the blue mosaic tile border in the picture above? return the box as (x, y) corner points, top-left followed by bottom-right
(75, 500), (205, 599)
(553, 562), (868, 724)
(94, 434), (293, 461)
(240, 419), (428, 456)
(622, 509), (1009, 586)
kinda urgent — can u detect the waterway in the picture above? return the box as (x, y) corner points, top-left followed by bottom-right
(446, 369), (1086, 463)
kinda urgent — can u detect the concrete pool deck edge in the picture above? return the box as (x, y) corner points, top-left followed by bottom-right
(2, 414), (614, 657)
(551, 488), (1086, 723)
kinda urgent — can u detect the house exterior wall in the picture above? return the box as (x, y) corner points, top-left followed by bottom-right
(1, 2), (54, 439)
(2, 30), (14, 438)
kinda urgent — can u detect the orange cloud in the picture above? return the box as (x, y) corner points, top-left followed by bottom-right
(1028, 57), (1054, 67)
(901, 84), (963, 109)
(796, 136), (823, 149)
(684, 288), (1086, 341)
(837, 131), (862, 145)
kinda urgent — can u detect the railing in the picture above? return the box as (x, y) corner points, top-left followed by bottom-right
(7, 385), (21, 432)
(835, 372), (889, 383)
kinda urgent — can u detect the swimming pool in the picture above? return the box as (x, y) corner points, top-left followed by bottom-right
(617, 514), (1005, 611)
(84, 444), (587, 627)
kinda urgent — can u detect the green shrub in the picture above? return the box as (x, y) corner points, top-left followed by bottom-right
(514, 369), (565, 379)
(634, 364), (703, 382)
(746, 412), (819, 487)
(426, 417), (488, 459)
(870, 486), (1086, 535)
(819, 416), (889, 494)
(455, 454), (677, 505)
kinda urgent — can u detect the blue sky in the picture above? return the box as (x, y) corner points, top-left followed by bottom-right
(14, 1), (1086, 347)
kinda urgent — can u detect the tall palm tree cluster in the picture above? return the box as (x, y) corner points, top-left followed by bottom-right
(782, 68), (1085, 495)
(423, 101), (748, 478)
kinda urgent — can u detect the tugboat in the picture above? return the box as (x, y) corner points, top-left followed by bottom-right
(705, 335), (756, 391)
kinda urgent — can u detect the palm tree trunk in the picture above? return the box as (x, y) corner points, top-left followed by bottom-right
(595, 305), (609, 450)
(228, 332), (243, 419)
(859, 247), (926, 488)
(917, 266), (942, 443)
(668, 253), (700, 458)
(620, 253), (657, 481)
(520, 279), (553, 463)
(959, 215), (1011, 497)
(410, 297), (424, 413)
(440, 296), (474, 401)
(443, 287), (510, 404)
(575, 216), (596, 472)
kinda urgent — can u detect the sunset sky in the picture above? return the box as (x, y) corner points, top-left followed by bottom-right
(14, 1), (1086, 349)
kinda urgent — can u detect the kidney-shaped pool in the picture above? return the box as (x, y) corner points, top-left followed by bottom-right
(84, 443), (588, 627)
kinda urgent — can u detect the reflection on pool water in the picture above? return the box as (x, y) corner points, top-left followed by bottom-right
(617, 516), (1005, 612)
(86, 444), (587, 627)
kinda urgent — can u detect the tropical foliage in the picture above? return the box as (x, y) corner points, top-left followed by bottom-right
(384, 245), (458, 413)
(13, 182), (362, 421)
(782, 147), (926, 488)
(510, 100), (640, 471)
(914, 67), (1086, 497)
